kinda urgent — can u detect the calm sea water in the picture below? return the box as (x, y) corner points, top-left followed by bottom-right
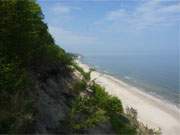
(81, 54), (179, 107)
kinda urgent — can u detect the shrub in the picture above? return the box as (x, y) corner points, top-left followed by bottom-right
(73, 80), (87, 93)
(0, 0), (73, 133)
(69, 96), (108, 132)
(69, 82), (125, 133)
(45, 44), (73, 66)
(110, 114), (137, 135)
(73, 63), (92, 81)
(106, 96), (123, 115)
(0, 60), (28, 96)
(0, 60), (35, 133)
(90, 83), (123, 114)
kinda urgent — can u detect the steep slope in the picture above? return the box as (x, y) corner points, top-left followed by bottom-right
(0, 0), (73, 133)
(0, 0), (114, 134)
(0, 0), (161, 134)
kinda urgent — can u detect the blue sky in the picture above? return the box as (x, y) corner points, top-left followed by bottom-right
(38, 0), (180, 56)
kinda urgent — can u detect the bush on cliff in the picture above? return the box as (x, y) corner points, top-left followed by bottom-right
(0, 0), (72, 133)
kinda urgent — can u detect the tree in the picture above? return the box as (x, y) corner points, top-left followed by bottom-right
(0, 0), (72, 133)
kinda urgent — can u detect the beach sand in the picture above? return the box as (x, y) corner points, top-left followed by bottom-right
(77, 61), (180, 135)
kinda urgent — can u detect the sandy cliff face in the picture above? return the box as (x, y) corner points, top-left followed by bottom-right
(31, 71), (114, 134)
(32, 72), (76, 133)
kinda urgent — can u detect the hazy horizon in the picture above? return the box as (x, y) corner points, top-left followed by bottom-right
(38, 0), (179, 106)
(1, 1), (179, 134)
(38, 0), (179, 56)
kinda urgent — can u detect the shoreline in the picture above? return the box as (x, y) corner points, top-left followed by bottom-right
(81, 59), (179, 108)
(76, 60), (180, 135)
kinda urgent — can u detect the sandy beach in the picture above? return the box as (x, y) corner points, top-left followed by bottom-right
(77, 61), (180, 135)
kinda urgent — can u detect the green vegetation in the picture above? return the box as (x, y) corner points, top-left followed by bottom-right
(68, 79), (137, 134)
(69, 96), (107, 131)
(70, 65), (161, 134)
(73, 80), (87, 94)
(69, 64), (133, 133)
(90, 83), (136, 134)
(0, 0), (72, 133)
(0, 0), (161, 134)
(73, 62), (93, 81)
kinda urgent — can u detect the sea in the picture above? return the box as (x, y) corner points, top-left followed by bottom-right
(80, 54), (179, 107)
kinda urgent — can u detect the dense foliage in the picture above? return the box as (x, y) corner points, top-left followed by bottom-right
(70, 63), (161, 135)
(68, 80), (137, 134)
(0, 0), (161, 134)
(0, 0), (72, 133)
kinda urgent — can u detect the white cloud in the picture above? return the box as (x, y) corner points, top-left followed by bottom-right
(107, 9), (129, 21)
(47, 4), (96, 46)
(52, 5), (71, 14)
(51, 4), (80, 15)
(105, 0), (180, 29)
(49, 26), (97, 45)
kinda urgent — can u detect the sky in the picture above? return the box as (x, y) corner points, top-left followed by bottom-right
(38, 0), (180, 56)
